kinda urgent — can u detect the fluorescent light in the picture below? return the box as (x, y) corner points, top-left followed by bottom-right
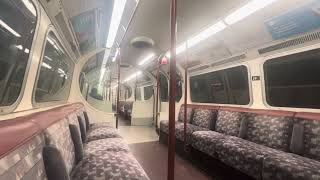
(22, 0), (36, 17)
(0, 19), (21, 37)
(106, 0), (127, 48)
(225, 0), (278, 25)
(124, 71), (142, 82)
(138, 53), (155, 66)
(42, 62), (52, 69)
(165, 21), (226, 58)
(112, 49), (119, 62)
(188, 21), (226, 48)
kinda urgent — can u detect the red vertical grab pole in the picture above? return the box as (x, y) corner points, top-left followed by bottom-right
(183, 43), (188, 149)
(168, 0), (177, 179)
(116, 48), (121, 129)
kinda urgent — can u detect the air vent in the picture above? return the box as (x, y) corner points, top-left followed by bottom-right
(210, 54), (246, 67)
(120, 64), (131, 68)
(131, 36), (154, 48)
(189, 65), (210, 73)
(258, 31), (320, 54)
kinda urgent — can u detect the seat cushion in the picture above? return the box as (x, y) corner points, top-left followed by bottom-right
(215, 110), (244, 136)
(160, 121), (207, 143)
(192, 109), (214, 129)
(71, 151), (149, 180)
(86, 126), (121, 142)
(191, 131), (227, 158)
(84, 138), (130, 154)
(217, 136), (280, 179)
(263, 152), (320, 180)
(178, 106), (194, 123)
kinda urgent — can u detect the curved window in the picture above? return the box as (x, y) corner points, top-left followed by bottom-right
(144, 85), (153, 100)
(34, 32), (74, 103)
(190, 66), (250, 105)
(160, 73), (168, 102)
(176, 73), (182, 102)
(0, 0), (37, 108)
(125, 85), (132, 100)
(159, 72), (182, 102)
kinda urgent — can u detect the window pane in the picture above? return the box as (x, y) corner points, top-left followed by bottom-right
(35, 32), (74, 103)
(176, 73), (182, 102)
(226, 67), (250, 105)
(160, 73), (168, 102)
(144, 85), (153, 100)
(264, 49), (320, 109)
(0, 0), (37, 107)
(190, 66), (250, 105)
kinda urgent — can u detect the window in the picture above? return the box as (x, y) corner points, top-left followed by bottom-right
(0, 0), (37, 108)
(135, 87), (141, 101)
(159, 72), (183, 102)
(144, 85), (153, 100)
(124, 85), (132, 100)
(264, 49), (320, 109)
(190, 66), (250, 105)
(34, 32), (74, 103)
(176, 73), (183, 102)
(160, 73), (168, 102)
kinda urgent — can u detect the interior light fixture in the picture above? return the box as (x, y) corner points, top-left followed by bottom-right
(0, 19), (21, 37)
(22, 0), (36, 17)
(124, 71), (142, 82)
(138, 53), (155, 66)
(165, 21), (226, 58)
(112, 49), (119, 62)
(106, 0), (127, 48)
(187, 21), (226, 48)
(224, 0), (278, 25)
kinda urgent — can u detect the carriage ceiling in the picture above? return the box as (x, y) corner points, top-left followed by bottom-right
(59, 0), (320, 83)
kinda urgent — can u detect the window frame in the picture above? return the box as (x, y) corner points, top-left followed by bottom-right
(261, 47), (320, 110)
(32, 27), (75, 108)
(189, 63), (252, 106)
(0, 0), (39, 114)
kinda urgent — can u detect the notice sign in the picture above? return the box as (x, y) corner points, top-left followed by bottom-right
(265, 0), (320, 40)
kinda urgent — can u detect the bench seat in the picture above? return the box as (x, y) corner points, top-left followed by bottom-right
(191, 131), (228, 158)
(262, 152), (320, 180)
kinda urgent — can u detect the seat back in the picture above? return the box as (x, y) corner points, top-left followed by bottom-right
(215, 108), (246, 137)
(293, 112), (320, 161)
(192, 108), (215, 129)
(244, 110), (294, 151)
(178, 105), (194, 123)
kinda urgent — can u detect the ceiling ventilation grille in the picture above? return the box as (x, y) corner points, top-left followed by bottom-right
(258, 31), (320, 54)
(189, 65), (210, 73)
(210, 54), (246, 67)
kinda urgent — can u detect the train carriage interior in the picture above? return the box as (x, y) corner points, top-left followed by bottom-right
(1, 0), (320, 179)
